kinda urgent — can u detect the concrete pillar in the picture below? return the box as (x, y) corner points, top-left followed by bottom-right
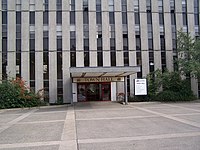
(152, 0), (161, 70)
(124, 76), (128, 104)
(102, 0), (110, 66)
(127, 0), (137, 96)
(115, 0), (123, 66)
(175, 0), (183, 31)
(7, 0), (16, 79)
(62, 0), (72, 103)
(49, 0), (57, 103)
(111, 82), (117, 101)
(140, 0), (149, 77)
(72, 83), (77, 102)
(35, 0), (43, 93)
(164, 0), (173, 71)
(76, 0), (84, 67)
(21, 1), (30, 86)
(89, 0), (97, 67)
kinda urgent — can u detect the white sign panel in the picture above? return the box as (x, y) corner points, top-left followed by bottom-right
(135, 79), (147, 95)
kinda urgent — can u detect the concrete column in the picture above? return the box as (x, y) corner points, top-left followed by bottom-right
(127, 0), (137, 96)
(187, 0), (195, 36)
(175, 0), (183, 31)
(62, 0), (72, 103)
(35, 1), (43, 93)
(72, 83), (77, 102)
(0, 0), (2, 82)
(164, 0), (173, 71)
(49, 0), (57, 103)
(7, 0), (16, 79)
(152, 0), (161, 70)
(111, 82), (117, 101)
(115, 0), (123, 66)
(187, 1), (198, 97)
(124, 76), (128, 104)
(76, 0), (84, 67)
(89, 0), (97, 67)
(140, 0), (149, 77)
(21, 1), (30, 86)
(117, 82), (124, 94)
(102, 0), (110, 66)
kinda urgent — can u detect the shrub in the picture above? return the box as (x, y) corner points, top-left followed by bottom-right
(146, 69), (196, 102)
(0, 78), (43, 109)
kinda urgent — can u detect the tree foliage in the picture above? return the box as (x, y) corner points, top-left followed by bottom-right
(0, 78), (43, 109)
(177, 30), (200, 78)
(146, 69), (195, 101)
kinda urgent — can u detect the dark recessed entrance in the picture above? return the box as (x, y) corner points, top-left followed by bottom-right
(77, 83), (111, 102)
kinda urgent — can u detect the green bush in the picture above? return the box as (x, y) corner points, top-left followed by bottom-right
(155, 90), (195, 102)
(146, 69), (196, 102)
(0, 79), (42, 109)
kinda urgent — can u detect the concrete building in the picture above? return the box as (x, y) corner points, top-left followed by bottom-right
(0, 0), (199, 103)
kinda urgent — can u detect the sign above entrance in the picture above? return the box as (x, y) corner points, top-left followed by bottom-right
(73, 77), (124, 83)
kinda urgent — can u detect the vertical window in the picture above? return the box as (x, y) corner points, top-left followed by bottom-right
(121, 0), (127, 24)
(2, 0), (7, 80)
(182, 0), (187, 27)
(194, 0), (199, 35)
(16, 0), (21, 11)
(97, 38), (103, 66)
(96, 0), (102, 24)
(29, 0), (35, 11)
(70, 0), (75, 24)
(109, 0), (116, 66)
(29, 12), (35, 25)
(70, 0), (76, 67)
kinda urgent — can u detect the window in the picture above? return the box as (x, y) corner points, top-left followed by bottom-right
(43, 37), (49, 50)
(109, 12), (115, 24)
(57, 37), (62, 51)
(30, 0), (35, 11)
(159, 13), (164, 25)
(134, 12), (140, 25)
(56, 0), (62, 11)
(43, 11), (49, 25)
(183, 13), (187, 26)
(134, 0), (139, 12)
(146, 0), (151, 11)
(160, 35), (165, 50)
(70, 0), (75, 11)
(70, 12), (75, 24)
(147, 12), (152, 24)
(30, 12), (35, 25)
(16, 0), (21, 11)
(136, 35), (141, 50)
(2, 11), (7, 24)
(57, 11), (62, 24)
(96, 12), (102, 24)
(122, 0), (127, 24)
(43, 0), (49, 11)
(83, 11), (89, 24)
(83, 0), (88, 11)
(2, 0), (7, 10)
(158, 0), (163, 12)
(109, 0), (114, 12)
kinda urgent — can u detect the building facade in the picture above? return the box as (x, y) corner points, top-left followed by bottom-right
(0, 0), (200, 103)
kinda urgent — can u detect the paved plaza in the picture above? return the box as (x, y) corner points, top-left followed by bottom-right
(0, 101), (200, 150)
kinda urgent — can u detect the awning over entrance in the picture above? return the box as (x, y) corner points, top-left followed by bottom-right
(69, 66), (141, 78)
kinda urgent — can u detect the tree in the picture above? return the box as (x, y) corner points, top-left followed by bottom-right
(177, 30), (200, 78)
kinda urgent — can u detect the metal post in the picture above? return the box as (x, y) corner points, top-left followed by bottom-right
(124, 76), (128, 105)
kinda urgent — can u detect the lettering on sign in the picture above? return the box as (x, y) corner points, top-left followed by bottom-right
(73, 77), (124, 83)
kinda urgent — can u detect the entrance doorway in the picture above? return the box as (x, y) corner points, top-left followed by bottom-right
(77, 83), (111, 102)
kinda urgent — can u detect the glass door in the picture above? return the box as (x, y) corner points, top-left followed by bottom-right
(101, 83), (111, 101)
